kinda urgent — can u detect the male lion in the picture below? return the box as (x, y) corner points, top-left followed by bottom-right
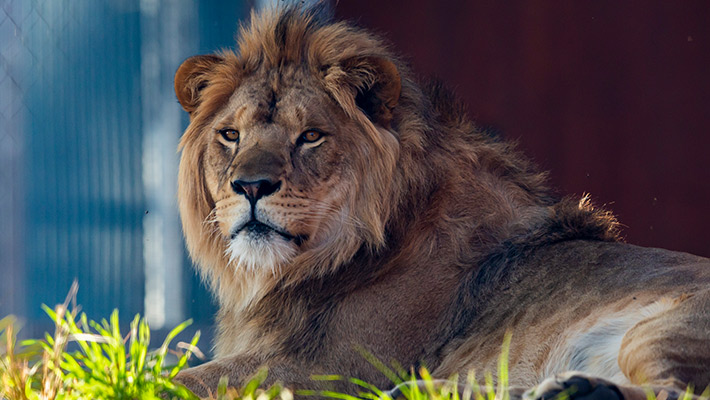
(173, 5), (710, 400)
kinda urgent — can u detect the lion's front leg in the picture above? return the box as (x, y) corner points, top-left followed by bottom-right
(174, 356), (339, 398)
(524, 373), (623, 400)
(523, 372), (700, 400)
(174, 356), (264, 398)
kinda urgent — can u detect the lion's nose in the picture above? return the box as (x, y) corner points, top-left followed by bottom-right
(231, 179), (282, 203)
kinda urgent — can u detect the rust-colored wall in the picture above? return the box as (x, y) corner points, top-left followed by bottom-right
(337, 2), (710, 257)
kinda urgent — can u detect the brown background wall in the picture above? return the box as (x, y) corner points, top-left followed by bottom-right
(337, 2), (710, 257)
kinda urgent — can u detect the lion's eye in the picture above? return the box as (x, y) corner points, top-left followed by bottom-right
(218, 128), (239, 142)
(299, 130), (322, 143)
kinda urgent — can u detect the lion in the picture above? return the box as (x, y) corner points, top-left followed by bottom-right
(172, 4), (710, 400)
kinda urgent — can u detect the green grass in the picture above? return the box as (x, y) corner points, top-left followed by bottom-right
(0, 303), (291, 400)
(2, 295), (708, 400)
(0, 283), (200, 400)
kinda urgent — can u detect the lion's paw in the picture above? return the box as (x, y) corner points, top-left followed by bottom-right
(524, 373), (623, 400)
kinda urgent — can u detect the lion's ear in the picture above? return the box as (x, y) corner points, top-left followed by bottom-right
(328, 56), (401, 127)
(174, 55), (223, 113)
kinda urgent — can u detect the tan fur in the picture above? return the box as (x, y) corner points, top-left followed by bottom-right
(173, 5), (710, 399)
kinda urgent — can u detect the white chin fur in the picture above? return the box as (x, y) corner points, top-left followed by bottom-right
(225, 231), (297, 275)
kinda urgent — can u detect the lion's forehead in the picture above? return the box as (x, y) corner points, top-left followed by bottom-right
(215, 70), (331, 132)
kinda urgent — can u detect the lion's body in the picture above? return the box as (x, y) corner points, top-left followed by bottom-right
(435, 241), (710, 387)
(173, 5), (710, 399)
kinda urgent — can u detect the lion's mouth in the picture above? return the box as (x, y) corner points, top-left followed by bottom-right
(232, 220), (305, 245)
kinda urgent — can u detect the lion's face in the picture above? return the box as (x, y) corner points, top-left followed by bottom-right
(202, 67), (359, 272)
(175, 15), (403, 286)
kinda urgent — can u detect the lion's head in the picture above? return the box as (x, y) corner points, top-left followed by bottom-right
(175, 6), (411, 309)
